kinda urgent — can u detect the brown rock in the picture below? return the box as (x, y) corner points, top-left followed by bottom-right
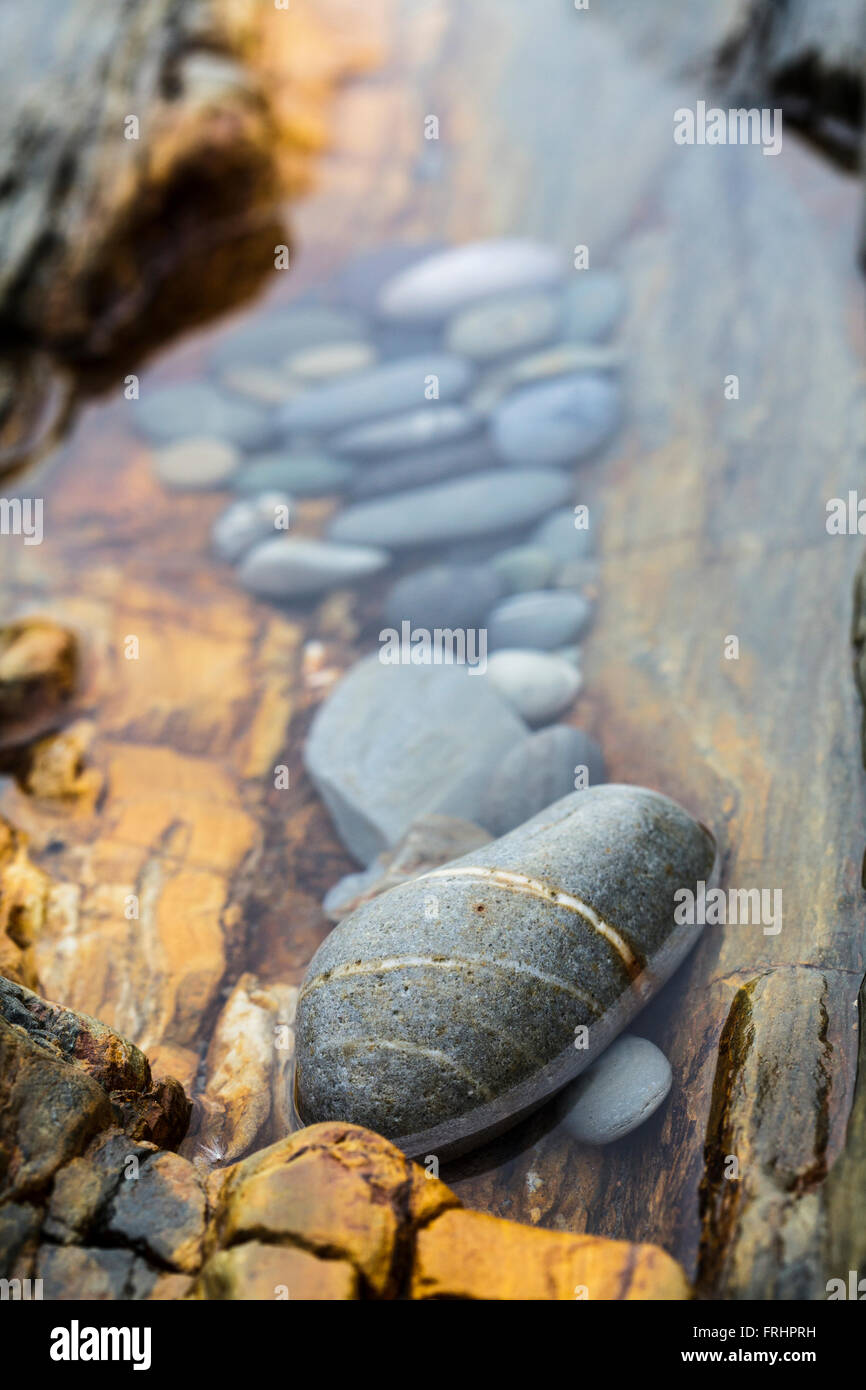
(0, 818), (52, 988)
(194, 1241), (359, 1301)
(106, 1151), (206, 1273)
(36, 1244), (138, 1301)
(411, 1208), (692, 1301)
(0, 619), (77, 740)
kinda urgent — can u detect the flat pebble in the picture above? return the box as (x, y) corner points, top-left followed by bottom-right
(286, 341), (377, 381)
(480, 724), (606, 836)
(562, 271), (626, 343)
(471, 342), (622, 413)
(490, 545), (555, 594)
(237, 537), (388, 599)
(532, 507), (595, 563)
(348, 435), (501, 500)
(280, 355), (475, 434)
(221, 366), (301, 405)
(487, 590), (592, 650)
(383, 563), (504, 631)
(492, 373), (622, 467)
(304, 656), (528, 864)
(153, 436), (239, 490)
(328, 469), (571, 549)
(211, 305), (365, 370)
(378, 239), (564, 323)
(330, 404), (482, 459)
(484, 650), (582, 726)
(233, 453), (353, 497)
(560, 1035), (672, 1145)
(136, 384), (273, 450)
(211, 492), (292, 563)
(446, 291), (561, 362)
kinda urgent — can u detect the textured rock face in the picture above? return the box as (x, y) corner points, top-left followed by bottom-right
(295, 785), (716, 1156)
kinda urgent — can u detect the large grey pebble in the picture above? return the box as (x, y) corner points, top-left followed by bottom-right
(490, 545), (554, 594)
(383, 563), (503, 631)
(237, 537), (388, 599)
(211, 492), (292, 563)
(280, 355), (475, 434)
(304, 656), (527, 865)
(233, 453), (353, 497)
(492, 373), (621, 467)
(330, 404), (483, 459)
(480, 724), (606, 837)
(135, 384), (273, 450)
(484, 650), (582, 726)
(153, 436), (239, 490)
(348, 435), (501, 501)
(378, 239), (563, 323)
(560, 1035), (672, 1145)
(487, 591), (592, 650)
(562, 271), (626, 343)
(211, 306), (365, 371)
(532, 507), (595, 563)
(328, 469), (571, 549)
(446, 291), (561, 362)
(294, 784), (716, 1155)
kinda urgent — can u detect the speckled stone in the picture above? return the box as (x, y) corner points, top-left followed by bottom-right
(280, 355), (475, 434)
(531, 507), (595, 563)
(328, 470), (571, 549)
(211, 492), (292, 563)
(237, 537), (388, 599)
(484, 650), (582, 726)
(286, 341), (377, 381)
(383, 563), (503, 631)
(211, 305), (366, 371)
(492, 373), (622, 468)
(480, 725), (606, 837)
(348, 436), (501, 501)
(304, 656), (528, 866)
(136, 385), (273, 450)
(153, 436), (239, 490)
(377, 239), (563, 323)
(294, 784), (716, 1155)
(487, 591), (592, 651)
(560, 1035), (672, 1144)
(330, 404), (483, 459)
(445, 291), (561, 362)
(490, 545), (555, 594)
(561, 271), (626, 343)
(233, 453), (353, 498)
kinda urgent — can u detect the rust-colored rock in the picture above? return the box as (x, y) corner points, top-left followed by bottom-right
(0, 619), (77, 739)
(194, 1241), (359, 1301)
(0, 817), (53, 988)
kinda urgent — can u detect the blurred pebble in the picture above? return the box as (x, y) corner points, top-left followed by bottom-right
(383, 563), (504, 631)
(562, 271), (626, 343)
(233, 453), (353, 498)
(484, 649), (582, 726)
(281, 354), (475, 434)
(330, 404), (482, 459)
(479, 724), (605, 836)
(220, 366), (301, 405)
(471, 342), (622, 413)
(211, 492), (292, 563)
(348, 435), (500, 500)
(490, 545), (554, 594)
(560, 1035), (672, 1145)
(532, 507), (595, 562)
(211, 306), (365, 370)
(492, 373), (622, 467)
(153, 436), (239, 490)
(337, 241), (446, 314)
(136, 384), (273, 450)
(286, 341), (377, 381)
(378, 239), (563, 323)
(237, 537), (389, 599)
(487, 590), (592, 650)
(445, 291), (561, 362)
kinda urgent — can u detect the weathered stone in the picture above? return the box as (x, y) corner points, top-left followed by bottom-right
(0, 619), (77, 737)
(37, 1244), (139, 1300)
(106, 1151), (206, 1273)
(194, 1241), (359, 1300)
(0, 819), (53, 989)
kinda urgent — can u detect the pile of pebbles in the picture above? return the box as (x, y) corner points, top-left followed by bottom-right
(135, 238), (673, 1145)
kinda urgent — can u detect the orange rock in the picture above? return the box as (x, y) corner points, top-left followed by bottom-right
(194, 1241), (359, 1301)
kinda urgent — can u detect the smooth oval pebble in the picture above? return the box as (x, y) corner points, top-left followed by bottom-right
(280, 354), (475, 434)
(233, 453), (353, 498)
(378, 239), (563, 323)
(560, 1035), (672, 1144)
(211, 492), (292, 563)
(532, 507), (595, 563)
(153, 436), (239, 490)
(484, 649), (582, 726)
(237, 537), (388, 599)
(286, 341), (377, 381)
(562, 271), (626, 343)
(490, 545), (555, 593)
(470, 342), (622, 413)
(294, 783), (716, 1157)
(487, 590), (591, 650)
(330, 404), (482, 459)
(492, 373), (622, 467)
(136, 384), (273, 450)
(383, 563), (503, 631)
(445, 291), (561, 362)
(479, 724), (606, 837)
(211, 305), (365, 371)
(328, 469), (571, 549)
(221, 365), (301, 405)
(348, 435), (501, 501)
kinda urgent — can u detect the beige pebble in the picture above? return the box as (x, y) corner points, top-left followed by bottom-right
(154, 437), (239, 491)
(221, 366), (301, 405)
(285, 341), (377, 381)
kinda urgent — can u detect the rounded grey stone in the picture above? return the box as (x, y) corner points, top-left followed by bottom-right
(294, 784), (716, 1156)
(330, 404), (483, 459)
(348, 436), (501, 500)
(280, 354), (475, 434)
(211, 492), (292, 563)
(153, 436), (239, 490)
(492, 373), (622, 467)
(445, 290), (561, 362)
(135, 384), (273, 450)
(470, 342), (622, 413)
(562, 271), (626, 343)
(479, 724), (606, 837)
(233, 453), (353, 497)
(484, 650), (582, 726)
(560, 1035), (672, 1145)
(286, 341), (377, 381)
(328, 469), (571, 549)
(531, 507), (595, 563)
(237, 537), (388, 599)
(383, 563), (504, 631)
(490, 545), (555, 594)
(487, 590), (592, 650)
(378, 239), (564, 323)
